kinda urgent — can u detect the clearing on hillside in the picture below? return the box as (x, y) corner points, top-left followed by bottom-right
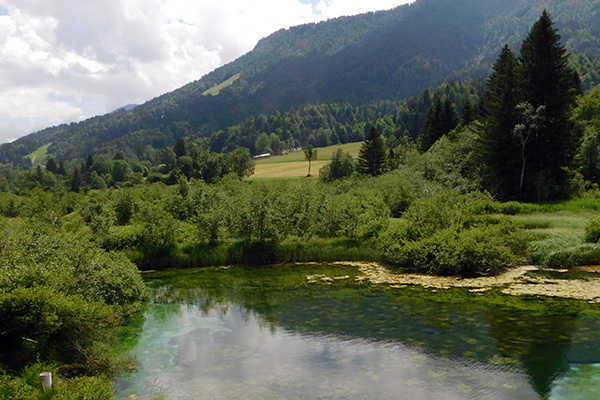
(26, 143), (51, 167)
(251, 142), (362, 179)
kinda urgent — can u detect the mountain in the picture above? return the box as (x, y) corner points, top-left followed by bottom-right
(1, 0), (600, 167)
(111, 104), (138, 113)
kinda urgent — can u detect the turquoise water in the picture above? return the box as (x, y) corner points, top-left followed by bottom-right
(115, 265), (600, 400)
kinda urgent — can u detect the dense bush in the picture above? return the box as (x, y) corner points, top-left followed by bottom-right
(380, 192), (529, 276)
(0, 363), (113, 400)
(584, 215), (600, 243)
(0, 218), (148, 373)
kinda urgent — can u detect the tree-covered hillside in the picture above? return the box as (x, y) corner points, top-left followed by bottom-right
(1, 0), (599, 168)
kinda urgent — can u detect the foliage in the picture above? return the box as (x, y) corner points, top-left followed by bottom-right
(417, 97), (458, 152)
(481, 12), (581, 202)
(358, 127), (387, 176)
(519, 11), (582, 200)
(541, 243), (600, 268)
(380, 192), (529, 276)
(0, 218), (148, 373)
(411, 124), (482, 192)
(303, 145), (318, 176)
(573, 87), (600, 185)
(0, 362), (113, 400)
(1, 3), (600, 395)
(2, 0), (599, 168)
(584, 215), (600, 243)
(319, 148), (356, 182)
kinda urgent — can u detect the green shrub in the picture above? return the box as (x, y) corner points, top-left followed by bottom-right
(102, 224), (143, 250)
(0, 372), (35, 400)
(500, 201), (522, 215)
(0, 222), (148, 373)
(383, 221), (526, 276)
(380, 192), (529, 276)
(52, 375), (113, 400)
(584, 215), (600, 243)
(0, 364), (113, 400)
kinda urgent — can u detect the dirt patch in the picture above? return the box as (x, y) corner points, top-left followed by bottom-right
(325, 262), (600, 303)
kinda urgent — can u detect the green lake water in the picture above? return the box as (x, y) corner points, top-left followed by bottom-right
(115, 264), (600, 400)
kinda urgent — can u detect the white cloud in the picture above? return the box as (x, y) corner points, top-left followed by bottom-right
(0, 0), (412, 144)
(315, 0), (408, 18)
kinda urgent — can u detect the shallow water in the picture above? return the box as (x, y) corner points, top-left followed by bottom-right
(115, 264), (600, 400)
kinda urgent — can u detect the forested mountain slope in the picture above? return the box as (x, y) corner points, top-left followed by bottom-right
(1, 0), (599, 166)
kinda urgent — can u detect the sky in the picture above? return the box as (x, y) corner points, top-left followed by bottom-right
(0, 0), (413, 144)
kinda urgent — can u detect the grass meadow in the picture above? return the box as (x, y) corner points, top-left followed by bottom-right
(508, 197), (600, 267)
(251, 142), (362, 179)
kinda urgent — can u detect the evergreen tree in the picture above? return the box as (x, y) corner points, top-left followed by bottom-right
(461, 101), (475, 125)
(358, 127), (387, 176)
(80, 161), (91, 188)
(71, 167), (83, 192)
(114, 150), (125, 160)
(480, 45), (523, 200)
(174, 137), (188, 158)
(57, 160), (67, 175)
(417, 97), (458, 152)
(480, 12), (580, 201)
(85, 154), (95, 171)
(519, 10), (581, 200)
(45, 157), (58, 174)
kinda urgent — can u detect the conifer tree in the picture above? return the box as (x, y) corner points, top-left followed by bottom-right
(174, 137), (188, 158)
(417, 97), (458, 152)
(480, 45), (523, 200)
(45, 157), (58, 174)
(358, 127), (387, 176)
(480, 12), (581, 201)
(71, 166), (83, 192)
(519, 10), (581, 200)
(85, 154), (95, 171)
(461, 101), (475, 125)
(57, 160), (67, 175)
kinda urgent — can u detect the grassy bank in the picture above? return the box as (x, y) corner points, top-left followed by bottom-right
(506, 196), (600, 267)
(133, 237), (381, 270)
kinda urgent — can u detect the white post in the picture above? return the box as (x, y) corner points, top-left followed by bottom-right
(39, 372), (52, 391)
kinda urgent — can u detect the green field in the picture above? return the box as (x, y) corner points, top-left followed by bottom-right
(25, 143), (51, 167)
(203, 73), (241, 96)
(251, 142), (362, 179)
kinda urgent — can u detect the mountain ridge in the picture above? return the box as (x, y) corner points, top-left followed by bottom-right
(1, 0), (599, 167)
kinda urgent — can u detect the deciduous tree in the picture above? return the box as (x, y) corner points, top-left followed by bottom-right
(304, 144), (317, 176)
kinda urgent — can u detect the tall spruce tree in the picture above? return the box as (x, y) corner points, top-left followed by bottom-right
(45, 158), (58, 174)
(480, 13), (581, 201)
(358, 127), (387, 176)
(480, 45), (523, 200)
(417, 97), (458, 152)
(519, 10), (581, 200)
(174, 137), (188, 158)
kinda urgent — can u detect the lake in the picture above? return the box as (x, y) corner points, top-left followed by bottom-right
(115, 264), (600, 399)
